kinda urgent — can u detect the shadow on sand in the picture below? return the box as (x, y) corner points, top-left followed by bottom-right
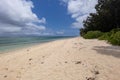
(93, 46), (120, 58)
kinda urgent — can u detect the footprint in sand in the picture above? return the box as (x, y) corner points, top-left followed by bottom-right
(74, 43), (77, 45)
(29, 58), (32, 61)
(87, 68), (100, 80)
(94, 70), (99, 75)
(41, 62), (44, 64)
(4, 68), (8, 70)
(4, 75), (7, 78)
(27, 49), (30, 54)
(86, 70), (100, 80)
(75, 61), (82, 64)
(42, 56), (45, 58)
(93, 66), (100, 75)
(65, 61), (68, 63)
(86, 77), (95, 80)
(21, 67), (25, 70)
(27, 49), (29, 52)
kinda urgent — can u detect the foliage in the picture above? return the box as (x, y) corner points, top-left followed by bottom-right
(110, 28), (120, 33)
(109, 31), (120, 45)
(82, 29), (120, 45)
(79, 0), (120, 46)
(98, 32), (111, 40)
(80, 28), (87, 36)
(98, 28), (120, 45)
(80, 0), (120, 35)
(83, 31), (103, 39)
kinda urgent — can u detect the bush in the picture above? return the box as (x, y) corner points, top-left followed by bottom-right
(109, 31), (120, 45)
(80, 28), (86, 36)
(98, 32), (111, 40)
(110, 28), (120, 34)
(83, 31), (103, 39)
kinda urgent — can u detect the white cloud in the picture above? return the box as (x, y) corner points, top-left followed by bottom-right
(0, 23), (21, 33)
(56, 30), (64, 35)
(26, 23), (46, 31)
(61, 0), (97, 28)
(42, 32), (54, 36)
(39, 17), (46, 24)
(0, 0), (46, 35)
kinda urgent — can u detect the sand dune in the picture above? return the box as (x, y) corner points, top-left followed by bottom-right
(0, 37), (120, 80)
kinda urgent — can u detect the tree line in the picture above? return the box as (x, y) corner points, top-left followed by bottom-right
(80, 0), (120, 36)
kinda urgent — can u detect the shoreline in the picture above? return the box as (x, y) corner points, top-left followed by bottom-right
(0, 37), (75, 54)
(0, 37), (120, 80)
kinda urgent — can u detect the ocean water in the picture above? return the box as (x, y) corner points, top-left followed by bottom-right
(0, 36), (74, 52)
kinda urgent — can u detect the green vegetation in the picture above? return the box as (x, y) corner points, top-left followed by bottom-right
(82, 29), (120, 46)
(80, 0), (120, 46)
(83, 31), (103, 39)
(109, 31), (120, 45)
(110, 28), (120, 34)
(98, 32), (111, 40)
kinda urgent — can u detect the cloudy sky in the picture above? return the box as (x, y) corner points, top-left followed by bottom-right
(0, 0), (97, 36)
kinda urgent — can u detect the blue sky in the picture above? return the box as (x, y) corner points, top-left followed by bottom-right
(31, 0), (78, 36)
(0, 0), (97, 36)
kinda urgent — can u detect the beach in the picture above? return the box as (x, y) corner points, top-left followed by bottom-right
(0, 37), (120, 80)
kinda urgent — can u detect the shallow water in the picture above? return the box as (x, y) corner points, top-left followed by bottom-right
(0, 36), (74, 52)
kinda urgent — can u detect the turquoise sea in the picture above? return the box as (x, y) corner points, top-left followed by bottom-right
(0, 36), (74, 52)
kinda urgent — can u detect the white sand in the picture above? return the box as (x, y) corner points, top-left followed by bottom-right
(0, 37), (120, 80)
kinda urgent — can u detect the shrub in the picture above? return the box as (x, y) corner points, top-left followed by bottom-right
(110, 28), (120, 34)
(98, 32), (111, 40)
(80, 28), (86, 36)
(83, 31), (103, 39)
(109, 31), (120, 45)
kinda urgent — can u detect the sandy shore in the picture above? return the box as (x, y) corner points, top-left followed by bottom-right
(0, 37), (120, 80)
